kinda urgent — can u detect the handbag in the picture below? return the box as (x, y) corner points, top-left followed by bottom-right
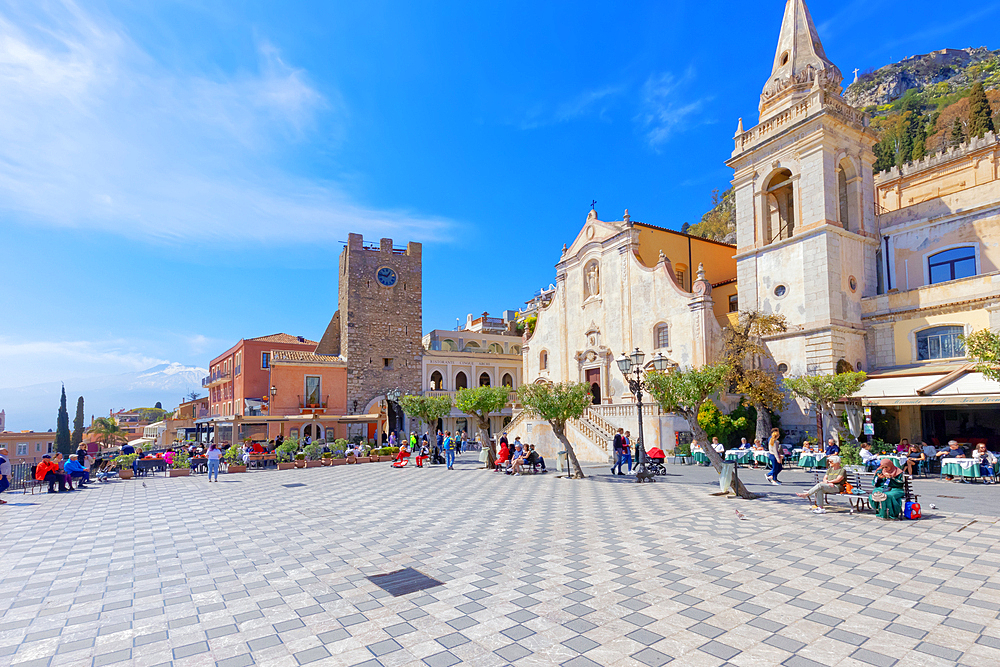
(871, 491), (887, 502)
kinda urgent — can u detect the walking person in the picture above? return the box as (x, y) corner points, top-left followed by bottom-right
(0, 446), (10, 504)
(206, 444), (222, 482)
(622, 431), (633, 472)
(611, 428), (625, 475)
(765, 428), (783, 485)
(444, 431), (456, 470)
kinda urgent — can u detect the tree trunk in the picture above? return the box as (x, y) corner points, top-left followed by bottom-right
(553, 423), (585, 479)
(689, 411), (756, 499)
(754, 401), (771, 443)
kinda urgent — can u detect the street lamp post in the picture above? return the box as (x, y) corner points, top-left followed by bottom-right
(616, 347), (670, 484)
(386, 388), (403, 442)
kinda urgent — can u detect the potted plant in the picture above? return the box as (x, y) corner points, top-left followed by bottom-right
(169, 449), (191, 477)
(225, 444), (246, 473)
(676, 442), (693, 465)
(303, 442), (323, 467)
(115, 453), (138, 480)
(331, 449), (347, 465)
(276, 437), (299, 470)
(294, 452), (307, 469)
(321, 451), (333, 466)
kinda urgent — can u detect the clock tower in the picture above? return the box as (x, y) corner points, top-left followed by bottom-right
(315, 233), (423, 417)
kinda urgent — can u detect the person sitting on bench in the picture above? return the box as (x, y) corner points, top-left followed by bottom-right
(795, 456), (846, 514)
(64, 454), (90, 488)
(509, 443), (528, 474)
(526, 445), (547, 473)
(415, 443), (429, 467)
(495, 441), (510, 472)
(36, 454), (68, 493)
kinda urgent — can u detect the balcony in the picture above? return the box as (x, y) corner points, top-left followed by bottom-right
(298, 395), (330, 413)
(201, 370), (231, 388)
(862, 271), (1000, 319)
(425, 390), (518, 405)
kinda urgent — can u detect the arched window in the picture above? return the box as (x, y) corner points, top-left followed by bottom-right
(455, 372), (468, 389)
(928, 247), (976, 284)
(501, 373), (514, 388)
(488, 343), (503, 354)
(430, 371), (443, 390)
(510, 345), (521, 355)
(464, 341), (481, 351)
(764, 169), (794, 244)
(836, 359), (854, 374)
(917, 326), (965, 361)
(539, 350), (548, 370)
(479, 372), (491, 387)
(441, 339), (457, 351)
(654, 324), (669, 350)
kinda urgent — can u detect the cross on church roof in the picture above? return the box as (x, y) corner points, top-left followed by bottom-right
(591, 200), (597, 210)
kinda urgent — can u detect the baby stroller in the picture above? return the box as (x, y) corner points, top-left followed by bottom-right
(645, 448), (667, 476)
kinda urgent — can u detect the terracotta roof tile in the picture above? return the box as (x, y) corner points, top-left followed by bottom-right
(271, 350), (344, 364)
(246, 333), (318, 345)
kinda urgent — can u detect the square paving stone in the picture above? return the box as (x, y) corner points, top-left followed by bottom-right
(246, 635), (282, 651)
(914, 642), (963, 662)
(631, 647), (673, 667)
(503, 626), (535, 641)
(561, 657), (603, 667)
(698, 640), (740, 661)
(173, 641), (210, 660)
(216, 654), (255, 667)
(294, 646), (331, 664)
(626, 628), (664, 646)
(385, 622), (417, 637)
(562, 635), (600, 653)
(93, 650), (132, 667)
(367, 638), (403, 657)
(826, 628), (868, 646)
(689, 623), (725, 640)
(423, 651), (461, 667)
(338, 613), (368, 627)
(764, 634), (806, 653)
(495, 644), (532, 662)
(206, 624), (239, 639)
(851, 648), (898, 667)
(435, 633), (470, 649)
(679, 608), (713, 622)
(563, 604), (595, 616)
(563, 619), (597, 634)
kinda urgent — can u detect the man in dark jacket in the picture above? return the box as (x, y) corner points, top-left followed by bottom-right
(612, 428), (625, 475)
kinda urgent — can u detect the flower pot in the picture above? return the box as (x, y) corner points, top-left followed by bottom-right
(346, 456), (357, 464)
(332, 458), (347, 466)
(277, 461), (296, 470)
(168, 468), (191, 477)
(321, 458), (333, 466)
(293, 460), (307, 469)
(306, 460), (322, 468)
(119, 469), (134, 480)
(227, 465), (247, 473)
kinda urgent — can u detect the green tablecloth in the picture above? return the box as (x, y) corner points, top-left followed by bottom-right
(798, 454), (828, 468)
(754, 452), (772, 465)
(941, 458), (980, 479)
(693, 451), (710, 464)
(879, 455), (908, 468)
(726, 449), (752, 462)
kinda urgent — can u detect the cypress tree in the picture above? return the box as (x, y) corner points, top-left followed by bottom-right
(950, 117), (965, 148)
(72, 396), (85, 448)
(968, 81), (996, 139)
(56, 385), (72, 456)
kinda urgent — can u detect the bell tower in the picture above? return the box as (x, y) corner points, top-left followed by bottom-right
(727, 0), (878, 382)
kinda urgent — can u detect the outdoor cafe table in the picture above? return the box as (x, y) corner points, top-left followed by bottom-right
(941, 458), (981, 480)
(247, 454), (276, 469)
(798, 453), (828, 469)
(135, 459), (167, 476)
(725, 449), (752, 464)
(692, 451), (711, 464)
(189, 457), (208, 473)
(753, 451), (771, 465)
(878, 455), (908, 469)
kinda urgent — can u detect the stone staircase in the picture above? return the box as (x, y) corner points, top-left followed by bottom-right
(508, 405), (618, 463)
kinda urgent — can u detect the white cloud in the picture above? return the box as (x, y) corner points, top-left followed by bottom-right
(0, 337), (169, 388)
(0, 1), (454, 245)
(636, 69), (709, 149)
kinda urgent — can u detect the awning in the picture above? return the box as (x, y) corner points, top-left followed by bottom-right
(854, 368), (1000, 406)
(337, 413), (381, 423)
(127, 438), (154, 447)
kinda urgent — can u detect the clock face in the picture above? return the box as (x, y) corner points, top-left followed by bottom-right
(376, 266), (397, 287)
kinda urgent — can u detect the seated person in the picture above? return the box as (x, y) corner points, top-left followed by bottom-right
(121, 442), (136, 456)
(870, 459), (906, 519)
(392, 443), (411, 467)
(36, 454), (68, 493)
(508, 443), (526, 474)
(972, 443), (996, 483)
(711, 437), (724, 454)
(904, 443), (925, 475)
(690, 440), (702, 453)
(860, 442), (879, 471)
(52, 453), (75, 490)
(526, 445), (547, 472)
(801, 441), (814, 454)
(824, 439), (840, 456)
(495, 442), (510, 471)
(415, 444), (429, 467)
(64, 455), (90, 487)
(738, 438), (752, 450)
(936, 440), (966, 480)
(796, 455), (846, 514)
(896, 438), (911, 454)
(922, 441), (938, 471)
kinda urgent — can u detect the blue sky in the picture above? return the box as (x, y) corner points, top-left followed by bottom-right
(2, 0), (998, 400)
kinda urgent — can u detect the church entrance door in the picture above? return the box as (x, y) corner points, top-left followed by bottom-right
(586, 368), (601, 404)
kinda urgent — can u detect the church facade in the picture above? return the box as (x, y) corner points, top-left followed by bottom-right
(512, 0), (1000, 460)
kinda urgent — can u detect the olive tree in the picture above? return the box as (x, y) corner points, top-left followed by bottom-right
(398, 394), (453, 435)
(722, 311), (787, 442)
(783, 372), (867, 443)
(517, 382), (591, 479)
(963, 329), (1000, 383)
(644, 363), (755, 499)
(455, 386), (511, 462)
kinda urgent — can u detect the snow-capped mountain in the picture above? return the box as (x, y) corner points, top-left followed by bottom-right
(0, 363), (208, 432)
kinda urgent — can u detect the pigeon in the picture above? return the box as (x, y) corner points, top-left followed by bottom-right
(734, 508), (748, 520)
(142, 482), (147, 489)
(929, 504), (938, 509)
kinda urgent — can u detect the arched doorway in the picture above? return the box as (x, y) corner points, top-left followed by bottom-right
(455, 372), (468, 389)
(302, 423), (324, 442)
(590, 383), (601, 404)
(479, 372), (491, 387)
(585, 368), (601, 405)
(430, 370), (443, 390)
(501, 373), (513, 388)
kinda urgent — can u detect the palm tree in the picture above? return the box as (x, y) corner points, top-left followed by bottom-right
(88, 417), (129, 450)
